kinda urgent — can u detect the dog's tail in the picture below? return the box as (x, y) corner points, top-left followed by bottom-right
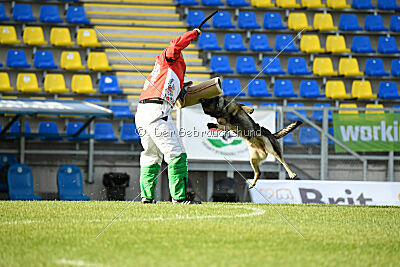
(273, 121), (302, 139)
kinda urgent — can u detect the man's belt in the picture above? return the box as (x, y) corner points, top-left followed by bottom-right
(139, 99), (164, 104)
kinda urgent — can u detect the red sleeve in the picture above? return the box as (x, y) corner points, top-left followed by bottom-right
(165, 30), (199, 61)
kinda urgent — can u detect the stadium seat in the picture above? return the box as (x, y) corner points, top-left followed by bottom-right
(238, 11), (260, 29)
(38, 122), (63, 141)
(276, 0), (300, 8)
(178, 0), (199, 5)
(365, 58), (389, 76)
(352, 0), (374, 9)
(274, 80), (298, 97)
(261, 102), (277, 107)
(202, 0), (224, 6)
(228, 0), (249, 6)
(252, 0), (274, 7)
(288, 57), (311, 75)
(275, 34), (299, 52)
(351, 36), (375, 53)
(85, 98), (101, 104)
(365, 104), (384, 114)
(288, 13), (312, 31)
(339, 103), (358, 114)
(13, 4), (36, 22)
(283, 133), (297, 145)
(66, 122), (89, 141)
(326, 35), (350, 53)
(299, 80), (324, 98)
(313, 58), (337, 76)
(210, 56), (234, 74)
(352, 80), (377, 99)
(99, 75), (123, 94)
(249, 34), (272, 52)
(44, 74), (69, 93)
(299, 127), (320, 145)
(0, 26), (20, 44)
(121, 123), (141, 142)
(328, 127), (335, 145)
(313, 103), (332, 122)
(187, 11), (210, 28)
(66, 6), (89, 24)
(77, 29), (101, 47)
(391, 59), (400, 76)
(286, 103), (308, 121)
(263, 13), (286, 30)
(325, 80), (351, 99)
(248, 79), (272, 97)
(34, 51), (57, 69)
(313, 13), (337, 31)
(40, 5), (63, 23)
(0, 73), (14, 92)
(327, 0), (350, 8)
(71, 75), (96, 94)
(236, 56), (258, 74)
(302, 0), (325, 8)
(0, 154), (17, 171)
(262, 57), (285, 75)
(339, 14), (363, 31)
(300, 35), (325, 53)
(365, 15), (388, 31)
(57, 165), (90, 201)
(213, 11), (235, 28)
(88, 52), (112, 71)
(222, 79), (245, 96)
(50, 28), (75, 46)
(378, 81), (400, 99)
(6, 50), (30, 68)
(338, 58), (363, 76)
(0, 3), (9, 21)
(390, 15), (400, 31)
(94, 123), (118, 141)
(377, 0), (400, 10)
(8, 121), (33, 140)
(378, 37), (400, 53)
(110, 99), (134, 118)
(394, 104), (400, 113)
(61, 51), (85, 70)
(199, 33), (221, 50)
(7, 164), (41, 200)
(16, 73), (41, 93)
(224, 33), (247, 51)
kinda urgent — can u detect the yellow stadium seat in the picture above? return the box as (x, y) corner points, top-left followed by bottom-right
(87, 52), (112, 71)
(313, 13), (337, 31)
(23, 27), (48, 46)
(50, 28), (75, 46)
(339, 103), (358, 114)
(71, 75), (96, 94)
(313, 58), (338, 76)
(77, 29), (101, 47)
(44, 74), (69, 93)
(300, 35), (325, 53)
(0, 26), (20, 44)
(326, 35), (350, 53)
(16, 73), (41, 93)
(60, 51), (85, 70)
(276, 0), (300, 8)
(325, 81), (351, 99)
(365, 104), (384, 114)
(302, 0), (325, 8)
(0, 73), (14, 92)
(339, 58), (363, 76)
(327, 0), (350, 8)
(352, 81), (377, 99)
(288, 13), (313, 31)
(252, 0), (275, 7)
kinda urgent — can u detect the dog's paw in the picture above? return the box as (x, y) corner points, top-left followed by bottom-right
(207, 123), (218, 129)
(289, 172), (297, 179)
(249, 183), (256, 189)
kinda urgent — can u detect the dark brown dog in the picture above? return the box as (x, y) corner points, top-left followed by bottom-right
(200, 95), (302, 188)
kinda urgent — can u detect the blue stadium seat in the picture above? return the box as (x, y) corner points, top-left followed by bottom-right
(352, 0), (374, 9)
(0, 153), (17, 191)
(187, 10), (209, 28)
(9, 121), (33, 140)
(249, 34), (273, 52)
(40, 5), (63, 23)
(224, 33), (247, 51)
(213, 11), (235, 28)
(365, 58), (389, 76)
(377, 0), (400, 10)
(210, 56), (234, 74)
(339, 14), (363, 31)
(261, 102), (277, 107)
(178, 0), (199, 5)
(110, 99), (134, 118)
(238, 11), (260, 29)
(13, 4), (36, 22)
(274, 80), (298, 97)
(239, 102), (252, 106)
(394, 104), (400, 113)
(378, 36), (400, 53)
(57, 165), (90, 201)
(391, 59), (400, 76)
(6, 50), (30, 68)
(66, 122), (89, 141)
(390, 15), (400, 31)
(66, 6), (89, 24)
(288, 57), (311, 75)
(99, 75), (123, 94)
(121, 123), (141, 142)
(236, 56), (258, 74)
(7, 164), (41, 200)
(38, 121), (63, 141)
(299, 127), (320, 145)
(262, 57), (285, 75)
(199, 32), (221, 50)
(94, 123), (118, 141)
(248, 80), (272, 97)
(283, 133), (297, 145)
(351, 36), (376, 53)
(365, 15), (388, 31)
(85, 98), (102, 104)
(0, 62), (2, 67)
(0, 3), (10, 21)
(202, 0), (224, 6)
(264, 12), (286, 29)
(286, 103), (308, 121)
(275, 34), (299, 52)
(313, 103), (332, 122)
(222, 79), (245, 96)
(227, 0), (249, 6)
(34, 51), (57, 69)
(328, 127), (334, 145)
(299, 80), (324, 98)
(378, 81), (400, 99)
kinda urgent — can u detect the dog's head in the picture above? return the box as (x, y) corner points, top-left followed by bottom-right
(200, 96), (225, 118)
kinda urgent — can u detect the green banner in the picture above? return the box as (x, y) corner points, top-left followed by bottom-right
(332, 113), (400, 152)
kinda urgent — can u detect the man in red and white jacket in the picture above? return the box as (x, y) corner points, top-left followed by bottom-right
(135, 29), (201, 204)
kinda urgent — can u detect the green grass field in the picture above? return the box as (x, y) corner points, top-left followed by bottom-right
(0, 201), (399, 266)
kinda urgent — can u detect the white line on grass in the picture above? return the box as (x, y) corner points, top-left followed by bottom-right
(55, 258), (102, 267)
